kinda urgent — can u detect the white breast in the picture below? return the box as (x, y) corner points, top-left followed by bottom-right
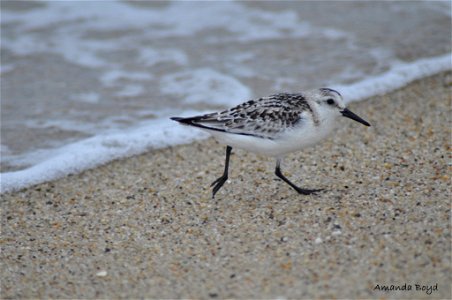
(209, 116), (337, 157)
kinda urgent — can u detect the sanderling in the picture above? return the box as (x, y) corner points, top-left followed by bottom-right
(171, 88), (370, 198)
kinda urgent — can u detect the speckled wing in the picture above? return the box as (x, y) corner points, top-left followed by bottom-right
(172, 93), (311, 139)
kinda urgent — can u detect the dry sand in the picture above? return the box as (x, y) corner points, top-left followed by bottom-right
(1, 73), (451, 299)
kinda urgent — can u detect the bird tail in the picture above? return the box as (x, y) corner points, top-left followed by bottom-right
(170, 115), (229, 134)
(170, 116), (195, 125)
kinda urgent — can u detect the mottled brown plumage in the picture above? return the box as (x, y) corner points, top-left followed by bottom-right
(177, 93), (312, 139)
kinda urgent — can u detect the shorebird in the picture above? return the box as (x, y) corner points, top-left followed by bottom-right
(171, 88), (370, 198)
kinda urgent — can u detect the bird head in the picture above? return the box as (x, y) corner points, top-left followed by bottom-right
(313, 88), (370, 127)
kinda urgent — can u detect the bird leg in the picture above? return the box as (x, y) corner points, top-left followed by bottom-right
(275, 158), (322, 195)
(211, 146), (232, 198)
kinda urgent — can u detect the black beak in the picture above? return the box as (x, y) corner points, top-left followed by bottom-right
(341, 108), (371, 127)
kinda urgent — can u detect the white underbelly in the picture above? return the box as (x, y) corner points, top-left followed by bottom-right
(208, 122), (335, 157)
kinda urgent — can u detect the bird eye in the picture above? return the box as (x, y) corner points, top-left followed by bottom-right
(327, 99), (335, 105)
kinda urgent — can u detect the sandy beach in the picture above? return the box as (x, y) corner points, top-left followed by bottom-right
(1, 72), (451, 298)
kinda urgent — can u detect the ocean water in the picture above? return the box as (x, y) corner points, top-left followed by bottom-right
(1, 0), (451, 192)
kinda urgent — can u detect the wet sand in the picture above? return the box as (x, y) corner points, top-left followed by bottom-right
(1, 72), (451, 298)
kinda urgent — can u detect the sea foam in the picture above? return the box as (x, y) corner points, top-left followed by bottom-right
(160, 69), (253, 106)
(1, 117), (209, 193)
(336, 53), (452, 104)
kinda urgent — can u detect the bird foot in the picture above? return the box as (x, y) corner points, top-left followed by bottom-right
(294, 188), (324, 195)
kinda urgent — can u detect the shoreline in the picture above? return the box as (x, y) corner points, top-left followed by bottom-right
(1, 72), (451, 298)
(2, 52), (451, 194)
